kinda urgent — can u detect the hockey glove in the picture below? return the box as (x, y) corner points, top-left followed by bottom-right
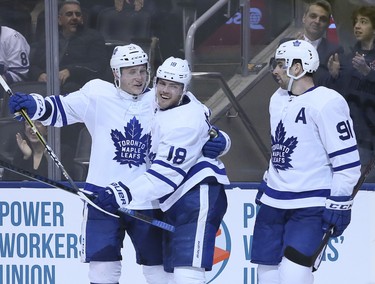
(202, 127), (227, 158)
(322, 196), (353, 237)
(8, 92), (47, 121)
(93, 182), (132, 214)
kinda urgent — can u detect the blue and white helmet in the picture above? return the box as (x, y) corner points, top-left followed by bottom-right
(156, 57), (192, 92)
(110, 44), (150, 88)
(275, 39), (319, 80)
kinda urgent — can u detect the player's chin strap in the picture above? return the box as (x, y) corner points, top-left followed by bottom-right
(287, 78), (294, 92)
(0, 158), (175, 232)
(287, 68), (306, 92)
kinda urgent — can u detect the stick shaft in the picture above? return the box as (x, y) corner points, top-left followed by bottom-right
(0, 158), (118, 217)
(0, 158), (175, 232)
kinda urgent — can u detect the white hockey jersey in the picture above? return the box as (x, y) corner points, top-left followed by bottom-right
(126, 92), (230, 211)
(42, 79), (159, 209)
(0, 26), (30, 83)
(261, 86), (361, 209)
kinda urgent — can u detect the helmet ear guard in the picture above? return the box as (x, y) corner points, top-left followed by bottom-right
(275, 40), (319, 80)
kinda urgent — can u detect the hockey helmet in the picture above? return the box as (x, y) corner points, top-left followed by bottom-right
(275, 39), (319, 80)
(155, 57), (192, 92)
(110, 44), (149, 80)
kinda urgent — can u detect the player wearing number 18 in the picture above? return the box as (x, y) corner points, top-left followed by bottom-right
(94, 57), (230, 283)
(251, 40), (361, 284)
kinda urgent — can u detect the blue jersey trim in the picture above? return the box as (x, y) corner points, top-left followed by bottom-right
(148, 168), (178, 189)
(55, 96), (67, 126)
(329, 145), (358, 158)
(50, 96), (58, 126)
(182, 161), (227, 183)
(152, 160), (186, 177)
(264, 185), (330, 200)
(333, 160), (361, 172)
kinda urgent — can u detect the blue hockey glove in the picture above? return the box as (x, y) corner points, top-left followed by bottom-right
(8, 92), (46, 120)
(93, 182), (132, 214)
(322, 196), (353, 237)
(255, 180), (267, 205)
(202, 127), (227, 158)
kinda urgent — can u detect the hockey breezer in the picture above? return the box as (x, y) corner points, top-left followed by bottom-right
(284, 155), (375, 271)
(0, 158), (175, 232)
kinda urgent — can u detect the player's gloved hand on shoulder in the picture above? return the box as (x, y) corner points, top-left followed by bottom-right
(202, 127), (227, 158)
(255, 180), (267, 206)
(8, 92), (47, 121)
(92, 182), (132, 214)
(322, 195), (353, 237)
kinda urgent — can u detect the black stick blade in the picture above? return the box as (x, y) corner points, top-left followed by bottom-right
(284, 246), (314, 267)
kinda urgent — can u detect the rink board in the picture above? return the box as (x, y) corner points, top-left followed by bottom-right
(0, 184), (374, 284)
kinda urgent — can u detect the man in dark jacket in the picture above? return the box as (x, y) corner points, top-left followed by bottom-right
(29, 0), (107, 93)
(293, 0), (344, 91)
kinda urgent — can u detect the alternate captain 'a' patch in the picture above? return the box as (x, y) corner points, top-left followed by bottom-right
(111, 117), (151, 168)
(271, 120), (298, 171)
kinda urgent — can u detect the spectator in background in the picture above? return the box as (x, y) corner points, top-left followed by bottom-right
(301, 0), (373, 53)
(29, 0), (107, 94)
(296, 0), (344, 90)
(150, 0), (183, 61)
(2, 120), (75, 181)
(0, 25), (30, 84)
(339, 5), (375, 181)
(94, 0), (154, 44)
(114, 0), (145, 12)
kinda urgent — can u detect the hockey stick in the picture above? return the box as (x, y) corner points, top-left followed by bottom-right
(0, 76), (120, 218)
(284, 155), (375, 271)
(0, 158), (175, 232)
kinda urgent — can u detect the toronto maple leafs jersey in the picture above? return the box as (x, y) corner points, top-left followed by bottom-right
(0, 26), (30, 83)
(41, 79), (158, 209)
(261, 86), (361, 209)
(125, 92), (230, 211)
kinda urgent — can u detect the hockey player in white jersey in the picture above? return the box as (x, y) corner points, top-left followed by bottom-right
(8, 45), (229, 284)
(0, 26), (30, 84)
(93, 57), (230, 284)
(251, 40), (361, 284)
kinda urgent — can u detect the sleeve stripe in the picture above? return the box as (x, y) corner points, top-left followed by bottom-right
(152, 160), (187, 176)
(329, 145), (358, 158)
(333, 160), (361, 172)
(55, 96), (68, 125)
(49, 97), (58, 126)
(148, 169), (178, 189)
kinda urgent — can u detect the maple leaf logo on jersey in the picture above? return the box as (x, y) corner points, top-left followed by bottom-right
(271, 120), (298, 171)
(111, 117), (151, 168)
